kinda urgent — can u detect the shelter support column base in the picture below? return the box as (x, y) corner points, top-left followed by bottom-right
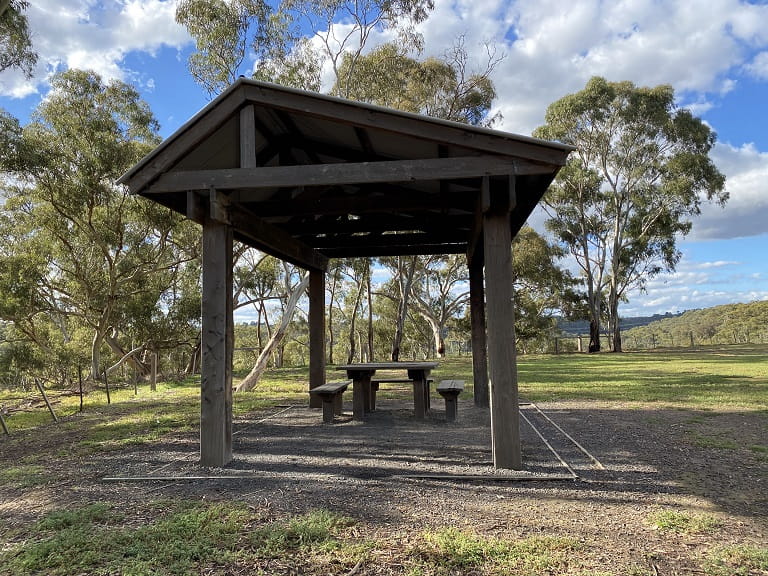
(200, 218), (234, 467)
(483, 179), (522, 471)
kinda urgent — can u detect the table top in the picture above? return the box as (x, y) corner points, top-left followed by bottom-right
(335, 361), (438, 371)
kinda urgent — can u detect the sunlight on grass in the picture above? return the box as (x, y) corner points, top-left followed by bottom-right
(412, 527), (580, 575)
(515, 346), (768, 409)
(0, 464), (48, 489)
(647, 509), (721, 535)
(2, 346), (765, 453)
(705, 545), (768, 575)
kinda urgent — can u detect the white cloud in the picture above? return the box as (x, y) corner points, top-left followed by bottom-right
(692, 142), (768, 240)
(0, 0), (190, 98)
(410, 0), (768, 136)
(745, 51), (768, 80)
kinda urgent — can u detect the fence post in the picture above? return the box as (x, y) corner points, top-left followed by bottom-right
(103, 369), (111, 405)
(150, 352), (157, 391)
(78, 366), (84, 412)
(35, 378), (58, 423)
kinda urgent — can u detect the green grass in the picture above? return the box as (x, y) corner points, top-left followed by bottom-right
(411, 527), (580, 575)
(685, 432), (739, 451)
(0, 503), (353, 576)
(647, 509), (721, 535)
(0, 464), (48, 489)
(513, 346), (768, 409)
(705, 545), (768, 575)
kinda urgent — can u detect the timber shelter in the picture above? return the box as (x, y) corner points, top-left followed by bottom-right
(118, 79), (573, 470)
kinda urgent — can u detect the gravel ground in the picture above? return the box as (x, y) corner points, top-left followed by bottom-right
(2, 394), (767, 574)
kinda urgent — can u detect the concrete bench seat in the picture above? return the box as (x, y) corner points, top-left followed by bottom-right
(437, 379), (464, 422)
(309, 381), (350, 423)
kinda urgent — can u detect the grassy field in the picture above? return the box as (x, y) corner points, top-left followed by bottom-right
(1, 345), (766, 575)
(0, 344), (765, 449)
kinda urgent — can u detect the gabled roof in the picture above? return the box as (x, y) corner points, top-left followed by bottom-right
(119, 79), (572, 271)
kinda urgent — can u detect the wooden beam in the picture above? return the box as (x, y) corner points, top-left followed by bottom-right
(467, 176), (488, 266)
(240, 192), (475, 218)
(289, 215), (472, 238)
(483, 177), (522, 471)
(469, 252), (489, 408)
(240, 104), (257, 169)
(309, 269), (326, 408)
(119, 85), (246, 193)
(200, 217), (234, 467)
(186, 191), (206, 224)
(311, 230), (469, 250)
(320, 243), (467, 258)
(230, 209), (329, 272)
(146, 156), (547, 193)
(241, 82), (574, 165)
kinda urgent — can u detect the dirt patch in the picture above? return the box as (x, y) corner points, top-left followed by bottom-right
(1, 396), (766, 574)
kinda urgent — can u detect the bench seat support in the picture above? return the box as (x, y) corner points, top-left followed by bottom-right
(437, 379), (465, 422)
(309, 381), (350, 423)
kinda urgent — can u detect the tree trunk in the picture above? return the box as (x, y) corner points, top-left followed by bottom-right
(185, 334), (201, 375)
(90, 329), (106, 380)
(346, 274), (365, 363)
(589, 320), (601, 353)
(235, 273), (309, 392)
(105, 332), (151, 376)
(327, 268), (338, 365)
(610, 294), (622, 352)
(416, 308), (444, 358)
(391, 256), (417, 361)
(367, 262), (374, 362)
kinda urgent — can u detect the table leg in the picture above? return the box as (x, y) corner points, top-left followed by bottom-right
(411, 372), (426, 420)
(352, 377), (366, 421)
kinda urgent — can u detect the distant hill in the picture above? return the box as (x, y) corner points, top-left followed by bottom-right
(622, 300), (768, 348)
(557, 312), (684, 336)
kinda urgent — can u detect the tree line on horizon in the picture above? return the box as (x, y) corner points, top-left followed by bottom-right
(0, 1), (726, 390)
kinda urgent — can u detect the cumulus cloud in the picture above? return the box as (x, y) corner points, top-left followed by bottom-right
(0, 0), (190, 98)
(745, 51), (768, 80)
(692, 142), (768, 240)
(412, 0), (768, 136)
(620, 257), (768, 315)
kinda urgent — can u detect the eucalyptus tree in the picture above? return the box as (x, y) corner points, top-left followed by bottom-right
(511, 226), (580, 352)
(534, 77), (726, 352)
(0, 0), (36, 78)
(336, 40), (501, 359)
(175, 0), (433, 96)
(408, 254), (469, 358)
(283, 0), (433, 97)
(335, 38), (501, 126)
(235, 261), (307, 391)
(0, 69), (194, 380)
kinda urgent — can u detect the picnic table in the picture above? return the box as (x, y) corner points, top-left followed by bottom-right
(335, 362), (438, 421)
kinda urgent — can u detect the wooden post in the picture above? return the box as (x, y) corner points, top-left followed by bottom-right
(78, 366), (84, 412)
(468, 251), (489, 408)
(150, 352), (157, 391)
(309, 268), (326, 408)
(0, 408), (8, 434)
(35, 378), (58, 423)
(200, 203), (234, 467)
(102, 369), (111, 405)
(483, 175), (522, 470)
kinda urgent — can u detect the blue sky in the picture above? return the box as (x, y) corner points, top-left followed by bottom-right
(1, 0), (766, 317)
